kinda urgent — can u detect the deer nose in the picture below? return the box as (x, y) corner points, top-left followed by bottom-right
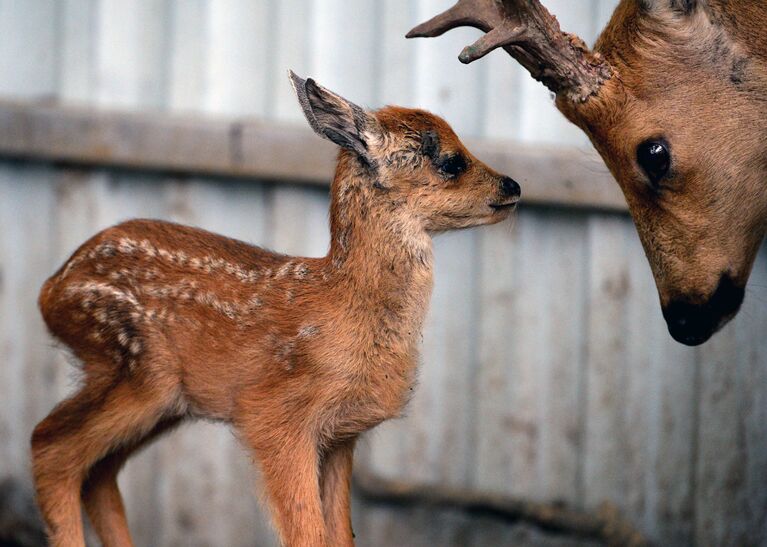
(663, 301), (710, 346)
(662, 275), (744, 346)
(500, 177), (521, 198)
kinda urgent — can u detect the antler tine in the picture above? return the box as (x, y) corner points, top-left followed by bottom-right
(408, 0), (613, 102)
(458, 21), (527, 64)
(405, 0), (506, 39)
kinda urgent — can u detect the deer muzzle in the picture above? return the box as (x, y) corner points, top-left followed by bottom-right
(662, 274), (745, 346)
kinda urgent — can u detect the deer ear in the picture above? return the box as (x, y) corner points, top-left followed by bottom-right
(289, 71), (378, 163)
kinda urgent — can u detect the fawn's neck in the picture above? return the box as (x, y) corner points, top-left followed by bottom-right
(326, 155), (434, 347)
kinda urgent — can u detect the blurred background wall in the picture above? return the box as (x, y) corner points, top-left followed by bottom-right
(0, 1), (764, 546)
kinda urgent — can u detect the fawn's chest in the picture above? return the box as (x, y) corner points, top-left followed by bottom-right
(325, 279), (432, 436)
(324, 346), (420, 440)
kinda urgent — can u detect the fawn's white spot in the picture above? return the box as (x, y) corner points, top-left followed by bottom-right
(298, 325), (319, 338)
(276, 262), (293, 279)
(293, 263), (309, 279)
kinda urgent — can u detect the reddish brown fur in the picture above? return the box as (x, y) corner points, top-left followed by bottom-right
(31, 81), (519, 546)
(412, 0), (767, 343)
(566, 0), (767, 309)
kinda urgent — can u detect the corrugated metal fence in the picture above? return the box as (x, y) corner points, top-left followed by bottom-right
(0, 1), (764, 546)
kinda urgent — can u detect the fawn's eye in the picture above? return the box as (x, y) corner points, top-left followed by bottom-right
(637, 139), (671, 186)
(438, 154), (467, 178)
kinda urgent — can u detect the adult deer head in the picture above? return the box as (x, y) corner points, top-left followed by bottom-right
(409, 0), (767, 345)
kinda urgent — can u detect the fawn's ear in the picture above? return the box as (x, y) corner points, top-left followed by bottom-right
(289, 71), (378, 163)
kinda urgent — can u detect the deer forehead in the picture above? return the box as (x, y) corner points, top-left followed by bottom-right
(375, 107), (464, 147)
(596, 3), (750, 95)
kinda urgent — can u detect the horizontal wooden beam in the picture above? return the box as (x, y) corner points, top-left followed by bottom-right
(353, 468), (649, 546)
(0, 99), (627, 211)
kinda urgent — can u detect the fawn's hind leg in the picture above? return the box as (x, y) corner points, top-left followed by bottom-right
(31, 372), (182, 547)
(82, 416), (183, 547)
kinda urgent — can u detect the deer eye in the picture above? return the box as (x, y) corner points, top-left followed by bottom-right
(637, 140), (671, 186)
(438, 154), (467, 178)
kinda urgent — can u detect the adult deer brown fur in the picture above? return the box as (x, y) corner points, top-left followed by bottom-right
(30, 72), (520, 547)
(409, 0), (767, 345)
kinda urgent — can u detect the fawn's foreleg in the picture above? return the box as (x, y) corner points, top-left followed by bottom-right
(320, 440), (356, 547)
(81, 417), (182, 547)
(249, 436), (357, 547)
(256, 436), (327, 547)
(238, 406), (328, 547)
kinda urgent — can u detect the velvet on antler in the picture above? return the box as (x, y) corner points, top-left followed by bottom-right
(407, 0), (613, 102)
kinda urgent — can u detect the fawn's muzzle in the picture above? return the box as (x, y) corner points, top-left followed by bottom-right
(500, 176), (521, 199)
(662, 274), (745, 346)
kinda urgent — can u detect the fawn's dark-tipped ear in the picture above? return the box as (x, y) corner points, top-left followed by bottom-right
(289, 71), (377, 162)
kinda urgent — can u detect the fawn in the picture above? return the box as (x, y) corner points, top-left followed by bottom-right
(31, 72), (521, 547)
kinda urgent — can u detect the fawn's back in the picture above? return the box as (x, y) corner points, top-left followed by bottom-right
(39, 219), (338, 416)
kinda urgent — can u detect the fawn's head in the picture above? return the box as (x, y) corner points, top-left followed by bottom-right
(409, 0), (767, 345)
(289, 71), (520, 234)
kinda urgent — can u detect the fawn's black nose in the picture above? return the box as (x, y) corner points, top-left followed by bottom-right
(500, 177), (521, 198)
(662, 274), (745, 346)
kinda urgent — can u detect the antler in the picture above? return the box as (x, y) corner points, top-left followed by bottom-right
(407, 0), (613, 102)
